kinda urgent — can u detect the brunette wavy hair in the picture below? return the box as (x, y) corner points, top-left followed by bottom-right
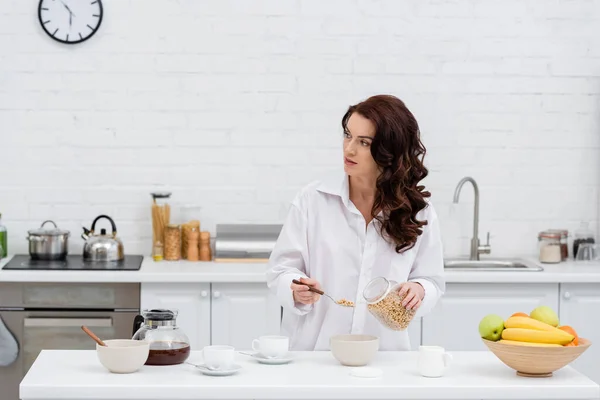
(341, 94), (431, 253)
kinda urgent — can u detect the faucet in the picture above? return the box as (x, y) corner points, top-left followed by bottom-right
(453, 177), (491, 260)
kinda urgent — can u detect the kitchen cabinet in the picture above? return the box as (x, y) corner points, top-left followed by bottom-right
(558, 283), (600, 383)
(421, 283), (559, 351)
(211, 283), (281, 349)
(141, 283), (280, 351)
(141, 283), (212, 350)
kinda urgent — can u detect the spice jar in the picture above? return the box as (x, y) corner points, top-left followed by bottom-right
(362, 277), (416, 331)
(538, 231), (562, 264)
(547, 229), (569, 261)
(187, 228), (199, 261)
(164, 224), (181, 261)
(199, 231), (211, 261)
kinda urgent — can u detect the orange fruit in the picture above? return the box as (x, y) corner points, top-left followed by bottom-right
(558, 325), (579, 346)
(565, 342), (577, 347)
(511, 312), (529, 318)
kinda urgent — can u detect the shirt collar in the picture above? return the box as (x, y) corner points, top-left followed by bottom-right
(317, 173), (385, 219)
(316, 173), (352, 210)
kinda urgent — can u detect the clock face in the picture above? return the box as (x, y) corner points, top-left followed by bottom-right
(38, 0), (103, 44)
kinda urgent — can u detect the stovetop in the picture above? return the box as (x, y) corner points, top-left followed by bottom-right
(2, 255), (144, 271)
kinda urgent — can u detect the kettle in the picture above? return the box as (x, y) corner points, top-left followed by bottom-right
(81, 215), (124, 262)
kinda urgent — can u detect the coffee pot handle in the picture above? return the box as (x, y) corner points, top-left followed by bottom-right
(132, 315), (144, 338)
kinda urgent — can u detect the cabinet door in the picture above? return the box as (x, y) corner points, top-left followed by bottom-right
(559, 283), (600, 383)
(211, 283), (281, 350)
(141, 283), (211, 350)
(422, 283), (559, 350)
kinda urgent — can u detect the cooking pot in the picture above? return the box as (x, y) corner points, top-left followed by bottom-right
(27, 220), (70, 260)
(81, 215), (124, 262)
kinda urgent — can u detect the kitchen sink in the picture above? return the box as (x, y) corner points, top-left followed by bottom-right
(444, 259), (543, 272)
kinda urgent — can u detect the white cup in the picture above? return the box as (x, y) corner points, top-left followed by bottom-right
(418, 345), (452, 378)
(252, 335), (289, 358)
(203, 345), (234, 370)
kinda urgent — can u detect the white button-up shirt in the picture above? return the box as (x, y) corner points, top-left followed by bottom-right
(266, 174), (445, 351)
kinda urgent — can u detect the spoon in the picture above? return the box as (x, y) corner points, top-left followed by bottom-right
(239, 351), (277, 359)
(81, 325), (106, 346)
(186, 361), (220, 371)
(292, 279), (354, 307)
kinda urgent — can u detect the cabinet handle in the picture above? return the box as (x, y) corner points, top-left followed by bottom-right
(213, 291), (221, 298)
(201, 291), (208, 297)
(564, 292), (571, 300)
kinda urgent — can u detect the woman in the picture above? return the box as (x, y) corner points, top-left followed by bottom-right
(266, 94), (445, 351)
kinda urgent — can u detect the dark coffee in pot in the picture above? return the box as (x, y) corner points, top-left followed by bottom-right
(146, 341), (190, 365)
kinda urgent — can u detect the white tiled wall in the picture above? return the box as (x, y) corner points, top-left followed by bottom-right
(1, 0), (599, 258)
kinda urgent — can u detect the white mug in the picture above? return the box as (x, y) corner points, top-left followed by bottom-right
(202, 345), (234, 369)
(252, 335), (289, 358)
(418, 345), (452, 378)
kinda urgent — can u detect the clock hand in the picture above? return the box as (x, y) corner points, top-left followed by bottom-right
(61, 1), (76, 16)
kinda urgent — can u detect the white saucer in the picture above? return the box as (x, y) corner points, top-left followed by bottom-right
(194, 364), (242, 376)
(244, 352), (294, 365)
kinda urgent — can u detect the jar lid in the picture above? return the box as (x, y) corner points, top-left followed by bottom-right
(547, 229), (568, 237)
(539, 230), (561, 239)
(151, 192), (172, 199)
(28, 220), (70, 236)
(363, 277), (392, 304)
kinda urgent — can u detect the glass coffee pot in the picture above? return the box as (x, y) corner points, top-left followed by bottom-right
(132, 309), (191, 365)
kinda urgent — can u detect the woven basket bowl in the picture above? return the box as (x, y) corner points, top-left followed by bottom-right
(482, 337), (592, 377)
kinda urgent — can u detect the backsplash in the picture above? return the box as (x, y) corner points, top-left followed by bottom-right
(1, 0), (599, 257)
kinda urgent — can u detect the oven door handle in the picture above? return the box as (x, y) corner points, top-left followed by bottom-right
(24, 317), (113, 328)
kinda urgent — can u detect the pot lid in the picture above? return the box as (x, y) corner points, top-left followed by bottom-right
(28, 220), (70, 236)
(143, 309), (177, 321)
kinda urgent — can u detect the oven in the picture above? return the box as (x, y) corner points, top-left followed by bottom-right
(0, 282), (140, 400)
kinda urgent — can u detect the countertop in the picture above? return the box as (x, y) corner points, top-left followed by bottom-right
(19, 350), (600, 400)
(1, 255), (600, 283)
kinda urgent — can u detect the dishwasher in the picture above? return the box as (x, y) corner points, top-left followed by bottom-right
(0, 282), (140, 400)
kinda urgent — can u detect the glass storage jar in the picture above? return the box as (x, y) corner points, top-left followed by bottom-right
(362, 276), (416, 331)
(151, 192), (171, 259)
(538, 231), (562, 264)
(573, 221), (596, 260)
(547, 229), (569, 261)
(164, 224), (181, 261)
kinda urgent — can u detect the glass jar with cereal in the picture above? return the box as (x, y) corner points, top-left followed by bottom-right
(164, 224), (181, 261)
(362, 276), (416, 331)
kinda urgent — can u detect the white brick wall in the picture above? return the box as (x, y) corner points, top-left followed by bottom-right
(1, 0), (599, 259)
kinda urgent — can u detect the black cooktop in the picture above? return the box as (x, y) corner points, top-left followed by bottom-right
(2, 255), (144, 270)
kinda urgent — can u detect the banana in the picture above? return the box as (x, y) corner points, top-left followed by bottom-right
(499, 339), (562, 347)
(505, 316), (557, 332)
(502, 328), (574, 345)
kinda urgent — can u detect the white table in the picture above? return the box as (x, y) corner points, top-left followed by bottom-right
(19, 350), (600, 400)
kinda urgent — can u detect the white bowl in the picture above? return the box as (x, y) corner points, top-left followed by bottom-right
(330, 334), (379, 366)
(96, 339), (149, 374)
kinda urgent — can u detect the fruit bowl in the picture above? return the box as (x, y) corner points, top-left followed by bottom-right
(483, 337), (592, 377)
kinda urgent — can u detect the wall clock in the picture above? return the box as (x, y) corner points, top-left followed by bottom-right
(38, 0), (103, 44)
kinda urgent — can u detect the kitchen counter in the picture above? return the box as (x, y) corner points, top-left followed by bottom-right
(20, 350), (600, 400)
(1, 255), (600, 283)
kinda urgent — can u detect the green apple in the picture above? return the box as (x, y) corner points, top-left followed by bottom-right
(530, 305), (559, 327)
(479, 314), (505, 341)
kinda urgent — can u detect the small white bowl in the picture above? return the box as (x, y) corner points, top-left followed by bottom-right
(330, 334), (379, 366)
(96, 339), (149, 374)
